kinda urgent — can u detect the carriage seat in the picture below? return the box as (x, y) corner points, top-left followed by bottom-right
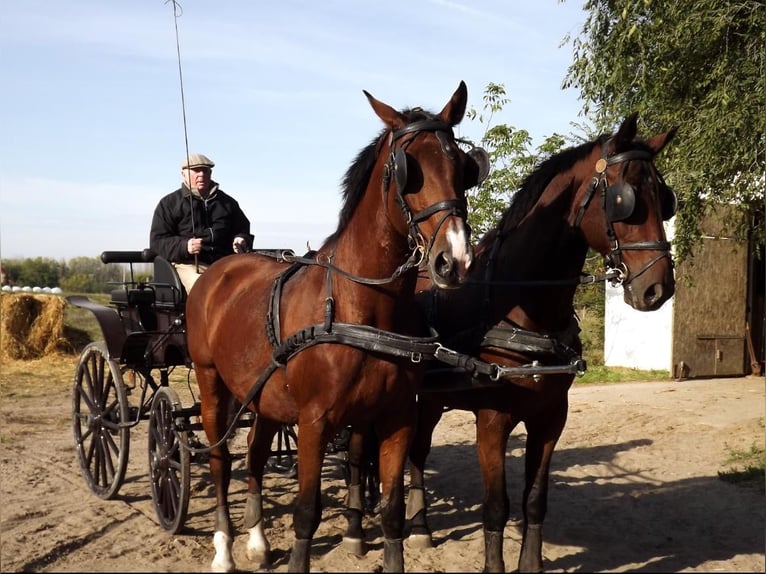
(151, 256), (187, 310)
(109, 287), (155, 307)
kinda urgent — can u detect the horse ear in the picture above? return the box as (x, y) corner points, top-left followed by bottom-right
(438, 80), (468, 127)
(615, 112), (640, 145)
(646, 126), (678, 155)
(364, 89), (407, 130)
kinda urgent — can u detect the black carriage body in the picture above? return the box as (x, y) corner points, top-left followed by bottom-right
(76, 250), (190, 368)
(67, 250), (297, 533)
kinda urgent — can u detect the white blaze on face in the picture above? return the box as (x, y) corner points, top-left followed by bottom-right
(447, 220), (473, 273)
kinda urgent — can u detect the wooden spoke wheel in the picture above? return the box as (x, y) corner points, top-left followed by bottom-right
(148, 386), (190, 534)
(71, 342), (131, 500)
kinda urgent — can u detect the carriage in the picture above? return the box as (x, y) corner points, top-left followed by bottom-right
(67, 248), (304, 534)
(67, 80), (676, 573)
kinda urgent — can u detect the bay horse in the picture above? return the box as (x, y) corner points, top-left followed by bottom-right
(342, 113), (678, 572)
(185, 81), (487, 573)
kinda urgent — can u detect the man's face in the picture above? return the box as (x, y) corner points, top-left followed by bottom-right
(182, 166), (212, 193)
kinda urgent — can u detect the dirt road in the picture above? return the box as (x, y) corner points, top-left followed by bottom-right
(1, 357), (763, 572)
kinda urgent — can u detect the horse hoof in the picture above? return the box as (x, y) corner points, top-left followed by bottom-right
(245, 548), (271, 568)
(407, 533), (434, 549)
(342, 536), (367, 556)
(210, 557), (234, 573)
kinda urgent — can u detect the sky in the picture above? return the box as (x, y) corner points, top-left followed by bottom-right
(0, 0), (587, 261)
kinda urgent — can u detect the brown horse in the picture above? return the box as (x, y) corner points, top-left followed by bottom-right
(342, 113), (678, 572)
(185, 81), (487, 573)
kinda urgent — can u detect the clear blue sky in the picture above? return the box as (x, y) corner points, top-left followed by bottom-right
(0, 0), (586, 261)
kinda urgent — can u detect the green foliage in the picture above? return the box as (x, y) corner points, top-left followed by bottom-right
(564, 0), (766, 263)
(2, 257), (63, 288)
(464, 83), (579, 238)
(574, 249), (608, 365)
(2, 256), (136, 293)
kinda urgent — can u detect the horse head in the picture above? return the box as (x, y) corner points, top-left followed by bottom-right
(363, 81), (481, 288)
(575, 113), (678, 311)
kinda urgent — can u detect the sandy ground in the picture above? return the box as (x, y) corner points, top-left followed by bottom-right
(1, 357), (764, 573)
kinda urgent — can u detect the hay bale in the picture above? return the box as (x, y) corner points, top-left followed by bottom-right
(0, 293), (70, 360)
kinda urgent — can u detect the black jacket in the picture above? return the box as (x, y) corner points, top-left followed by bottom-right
(149, 183), (253, 265)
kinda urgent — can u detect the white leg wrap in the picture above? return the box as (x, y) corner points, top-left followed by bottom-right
(211, 530), (235, 573)
(246, 523), (271, 564)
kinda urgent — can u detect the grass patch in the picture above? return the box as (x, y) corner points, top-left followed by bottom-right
(718, 419), (766, 492)
(576, 364), (670, 385)
(63, 292), (110, 350)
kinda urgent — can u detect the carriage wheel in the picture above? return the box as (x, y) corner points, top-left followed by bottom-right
(148, 386), (190, 534)
(71, 342), (131, 500)
(268, 424), (298, 477)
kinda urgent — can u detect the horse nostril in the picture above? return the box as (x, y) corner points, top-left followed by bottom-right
(644, 283), (667, 310)
(434, 252), (456, 280)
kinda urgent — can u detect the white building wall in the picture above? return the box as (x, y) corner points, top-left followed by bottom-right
(603, 219), (675, 371)
(604, 284), (674, 370)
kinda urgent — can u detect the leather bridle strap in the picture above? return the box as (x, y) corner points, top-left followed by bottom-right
(574, 141), (671, 285)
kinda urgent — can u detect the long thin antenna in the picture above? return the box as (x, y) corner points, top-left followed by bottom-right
(167, 0), (198, 271)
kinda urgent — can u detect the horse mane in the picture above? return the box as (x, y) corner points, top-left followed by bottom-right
(323, 107), (441, 246)
(475, 135), (607, 256)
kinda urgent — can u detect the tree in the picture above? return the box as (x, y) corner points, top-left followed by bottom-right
(464, 83), (576, 237)
(563, 0), (766, 263)
(1, 257), (63, 288)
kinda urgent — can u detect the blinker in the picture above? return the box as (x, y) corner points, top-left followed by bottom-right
(394, 148), (408, 193)
(468, 147), (490, 185)
(605, 182), (636, 222)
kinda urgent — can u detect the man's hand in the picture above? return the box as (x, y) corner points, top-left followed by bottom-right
(187, 237), (203, 255)
(233, 237), (247, 253)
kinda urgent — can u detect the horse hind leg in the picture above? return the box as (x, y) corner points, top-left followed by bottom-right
(475, 409), (513, 573)
(517, 411), (567, 573)
(196, 367), (236, 573)
(243, 415), (280, 568)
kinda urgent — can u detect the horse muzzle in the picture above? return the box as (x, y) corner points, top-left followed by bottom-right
(426, 220), (473, 289)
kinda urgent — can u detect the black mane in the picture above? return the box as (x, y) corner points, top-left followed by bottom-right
(323, 107), (440, 246)
(476, 135), (606, 251)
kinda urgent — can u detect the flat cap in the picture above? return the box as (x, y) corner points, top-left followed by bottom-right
(181, 153), (215, 169)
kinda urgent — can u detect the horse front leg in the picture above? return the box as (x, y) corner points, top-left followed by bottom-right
(342, 426), (370, 556)
(243, 414), (280, 567)
(287, 421), (327, 573)
(196, 368), (236, 573)
(476, 408), (513, 574)
(405, 397), (444, 549)
(376, 408), (416, 573)
(518, 402), (567, 574)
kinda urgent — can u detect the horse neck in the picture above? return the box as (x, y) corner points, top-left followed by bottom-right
(490, 221), (587, 333)
(473, 170), (595, 334)
(324, 179), (418, 323)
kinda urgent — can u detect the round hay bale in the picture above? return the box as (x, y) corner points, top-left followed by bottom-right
(0, 293), (70, 360)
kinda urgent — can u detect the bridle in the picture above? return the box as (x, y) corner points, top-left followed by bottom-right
(573, 140), (672, 286)
(381, 115), (468, 268)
